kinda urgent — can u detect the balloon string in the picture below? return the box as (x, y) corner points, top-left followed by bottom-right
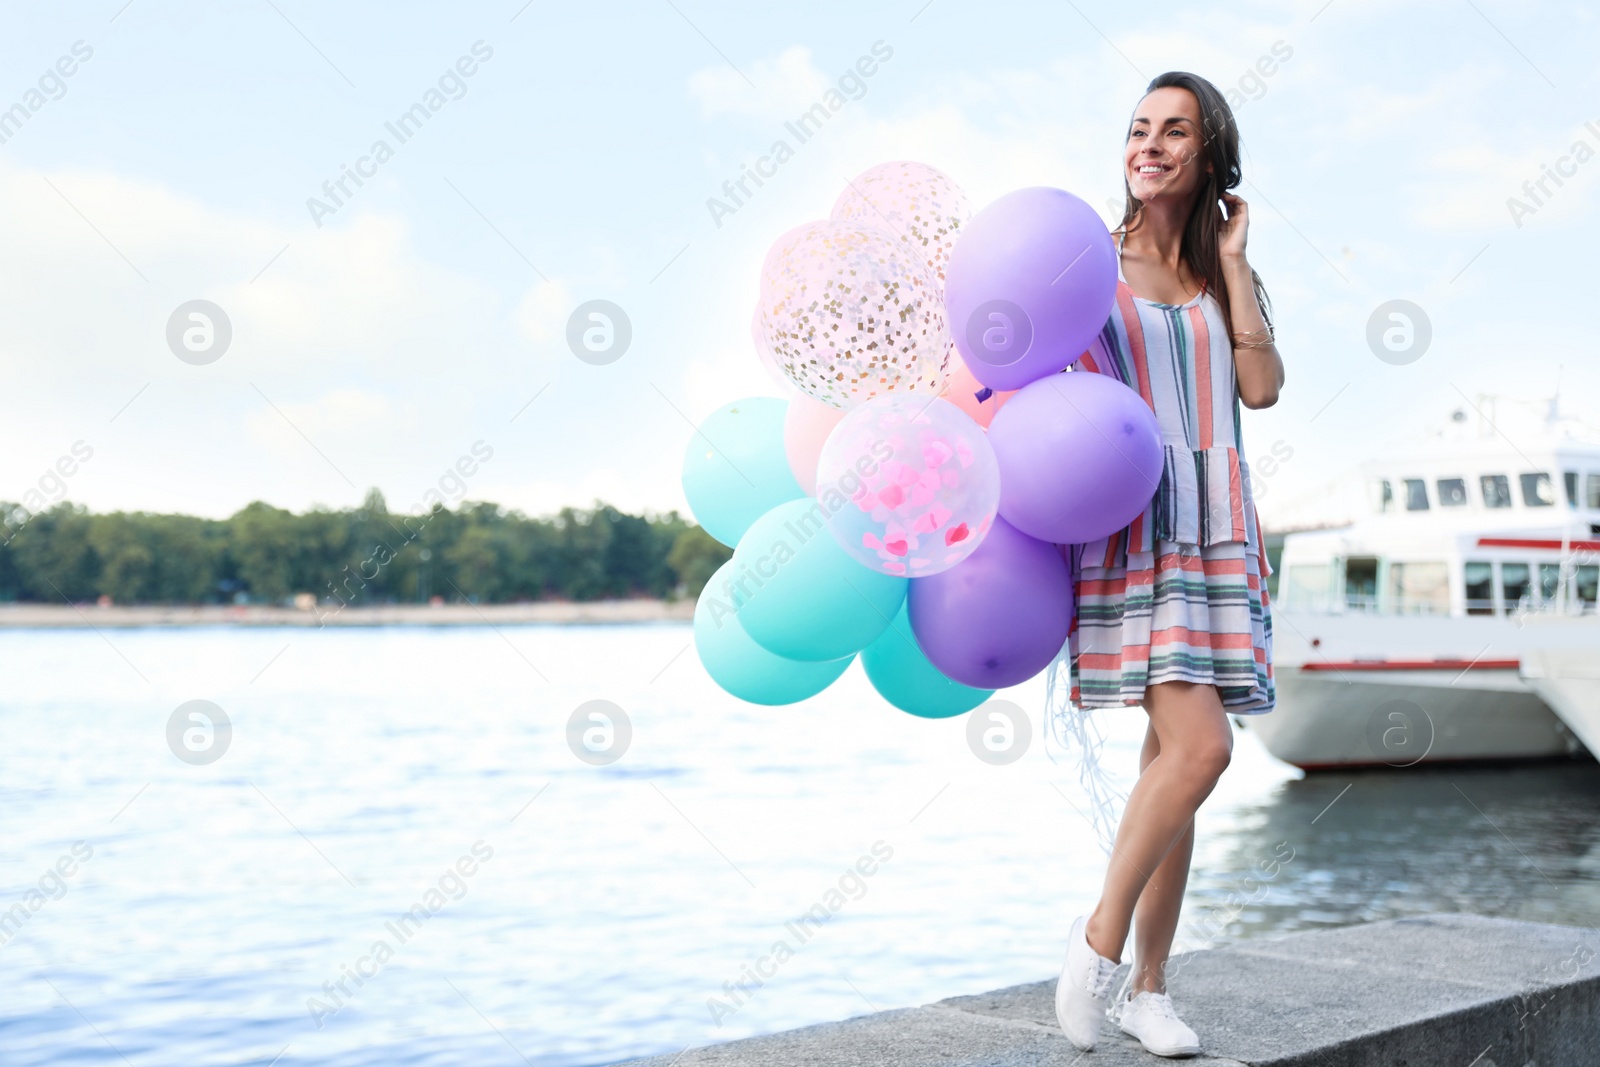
(974, 387), (993, 403)
(1043, 548), (1129, 861)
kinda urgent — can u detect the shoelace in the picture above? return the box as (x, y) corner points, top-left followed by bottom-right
(1131, 991), (1180, 1020)
(1086, 957), (1119, 999)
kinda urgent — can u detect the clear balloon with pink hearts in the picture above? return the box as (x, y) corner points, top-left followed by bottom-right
(815, 395), (1000, 578)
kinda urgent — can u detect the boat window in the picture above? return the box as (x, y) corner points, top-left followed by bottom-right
(1565, 471), (1579, 508)
(1500, 562), (1531, 615)
(1578, 565), (1599, 610)
(1388, 561), (1448, 615)
(1403, 479), (1429, 511)
(1538, 563), (1563, 603)
(1436, 478), (1468, 507)
(1463, 560), (1494, 615)
(1344, 556), (1378, 611)
(1481, 474), (1512, 508)
(1520, 472), (1555, 507)
(1588, 473), (1600, 509)
(1283, 564), (1331, 611)
(1370, 479), (1394, 513)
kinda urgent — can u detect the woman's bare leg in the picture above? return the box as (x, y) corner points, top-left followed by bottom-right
(1083, 681), (1232, 963)
(1112, 721), (1197, 995)
(1130, 777), (1196, 992)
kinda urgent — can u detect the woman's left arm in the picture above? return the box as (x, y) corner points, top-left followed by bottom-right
(1219, 194), (1284, 410)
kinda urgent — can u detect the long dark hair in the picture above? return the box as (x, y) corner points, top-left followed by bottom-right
(1116, 71), (1271, 339)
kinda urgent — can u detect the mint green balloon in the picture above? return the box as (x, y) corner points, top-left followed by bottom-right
(694, 561), (851, 704)
(862, 600), (993, 718)
(682, 397), (804, 548)
(732, 498), (907, 661)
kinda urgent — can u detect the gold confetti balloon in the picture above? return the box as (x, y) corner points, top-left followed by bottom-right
(750, 302), (796, 396)
(756, 218), (950, 410)
(830, 161), (973, 290)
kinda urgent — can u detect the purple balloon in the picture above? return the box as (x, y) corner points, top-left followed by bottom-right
(907, 516), (1073, 689)
(987, 370), (1163, 545)
(944, 187), (1118, 392)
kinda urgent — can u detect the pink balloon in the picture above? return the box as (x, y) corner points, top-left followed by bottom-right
(831, 161), (973, 290)
(783, 395), (846, 495)
(752, 305), (796, 396)
(756, 219), (950, 408)
(940, 347), (1016, 429)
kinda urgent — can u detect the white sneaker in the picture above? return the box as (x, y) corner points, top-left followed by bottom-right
(1116, 988), (1201, 1057)
(1055, 914), (1120, 1050)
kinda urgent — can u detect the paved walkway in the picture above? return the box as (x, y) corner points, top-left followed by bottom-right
(619, 913), (1600, 1066)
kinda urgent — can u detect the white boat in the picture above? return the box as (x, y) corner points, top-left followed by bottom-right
(1520, 641), (1600, 761)
(1241, 396), (1600, 770)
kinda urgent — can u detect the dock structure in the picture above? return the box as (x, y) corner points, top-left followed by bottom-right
(620, 913), (1600, 1066)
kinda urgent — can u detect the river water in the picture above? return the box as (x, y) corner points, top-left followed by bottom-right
(1, 625), (1596, 1065)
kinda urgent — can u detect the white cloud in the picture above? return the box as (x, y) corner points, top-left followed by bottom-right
(470, 465), (690, 521)
(688, 45), (830, 121)
(0, 159), (525, 516)
(245, 387), (412, 457)
(0, 162), (506, 386)
(1410, 120), (1600, 232)
(516, 278), (575, 343)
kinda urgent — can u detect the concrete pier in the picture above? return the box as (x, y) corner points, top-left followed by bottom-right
(620, 913), (1600, 1066)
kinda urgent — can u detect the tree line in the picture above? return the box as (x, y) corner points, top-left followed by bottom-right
(0, 491), (732, 606)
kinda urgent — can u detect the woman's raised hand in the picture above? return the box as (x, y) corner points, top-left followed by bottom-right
(1218, 193), (1249, 262)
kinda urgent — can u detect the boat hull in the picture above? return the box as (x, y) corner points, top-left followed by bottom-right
(1241, 609), (1596, 769)
(1244, 667), (1582, 769)
(1521, 648), (1600, 761)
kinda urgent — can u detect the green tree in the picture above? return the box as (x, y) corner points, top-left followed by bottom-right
(667, 524), (731, 598)
(550, 505), (611, 600)
(295, 507), (353, 602)
(601, 507), (675, 597)
(0, 493), (722, 607)
(147, 514), (224, 602)
(88, 514), (153, 602)
(229, 501), (299, 603)
(443, 509), (505, 602)
(8, 503), (97, 601)
(496, 511), (556, 601)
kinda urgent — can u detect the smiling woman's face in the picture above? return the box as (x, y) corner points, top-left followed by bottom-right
(1124, 86), (1209, 206)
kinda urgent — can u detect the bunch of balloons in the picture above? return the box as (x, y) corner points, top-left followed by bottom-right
(683, 165), (1163, 719)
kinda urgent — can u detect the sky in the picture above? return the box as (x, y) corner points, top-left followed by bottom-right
(2, 0), (1598, 531)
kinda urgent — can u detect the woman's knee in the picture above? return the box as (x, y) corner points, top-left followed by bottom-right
(1145, 683), (1232, 780)
(1177, 734), (1232, 783)
(1206, 736), (1233, 777)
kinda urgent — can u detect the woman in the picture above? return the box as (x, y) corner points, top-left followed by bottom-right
(1052, 71), (1283, 1057)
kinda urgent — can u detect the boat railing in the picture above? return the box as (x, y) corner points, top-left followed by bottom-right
(1507, 593), (1599, 622)
(1333, 593), (1597, 617)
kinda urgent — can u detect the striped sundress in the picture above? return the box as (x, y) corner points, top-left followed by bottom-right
(1055, 244), (1276, 716)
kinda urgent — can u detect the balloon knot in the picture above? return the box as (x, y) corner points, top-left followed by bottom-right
(974, 387), (994, 403)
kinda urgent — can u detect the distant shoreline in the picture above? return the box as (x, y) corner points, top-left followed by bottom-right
(0, 599), (696, 629)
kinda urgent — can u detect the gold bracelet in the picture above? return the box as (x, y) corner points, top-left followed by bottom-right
(1232, 328), (1274, 349)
